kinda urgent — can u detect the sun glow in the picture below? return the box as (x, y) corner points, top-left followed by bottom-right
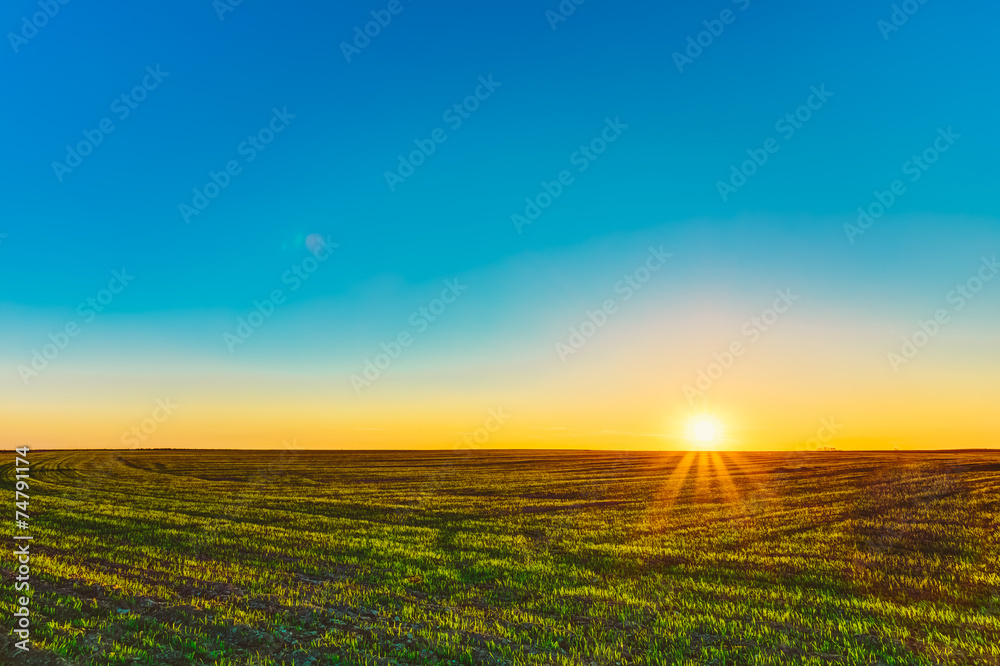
(690, 417), (722, 447)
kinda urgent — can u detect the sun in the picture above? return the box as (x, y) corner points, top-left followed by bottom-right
(689, 417), (722, 447)
(694, 420), (717, 441)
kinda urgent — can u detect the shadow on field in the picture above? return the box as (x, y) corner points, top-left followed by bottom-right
(846, 458), (979, 602)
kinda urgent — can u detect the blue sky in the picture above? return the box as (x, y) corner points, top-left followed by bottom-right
(2, 0), (999, 448)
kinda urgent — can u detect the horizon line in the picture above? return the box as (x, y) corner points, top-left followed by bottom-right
(13, 447), (1000, 453)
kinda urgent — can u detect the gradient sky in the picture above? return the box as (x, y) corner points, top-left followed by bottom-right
(1, 0), (998, 450)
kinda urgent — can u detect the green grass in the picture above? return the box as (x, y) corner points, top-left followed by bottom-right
(3, 449), (999, 665)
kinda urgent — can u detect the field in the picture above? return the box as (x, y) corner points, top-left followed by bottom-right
(3, 449), (1000, 665)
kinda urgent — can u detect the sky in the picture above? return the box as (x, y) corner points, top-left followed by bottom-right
(1, 0), (998, 450)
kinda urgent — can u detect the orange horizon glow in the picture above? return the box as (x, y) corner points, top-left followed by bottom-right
(3, 221), (998, 452)
(2, 397), (994, 451)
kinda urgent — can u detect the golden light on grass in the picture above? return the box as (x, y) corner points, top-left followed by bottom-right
(651, 451), (697, 512)
(709, 451), (741, 505)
